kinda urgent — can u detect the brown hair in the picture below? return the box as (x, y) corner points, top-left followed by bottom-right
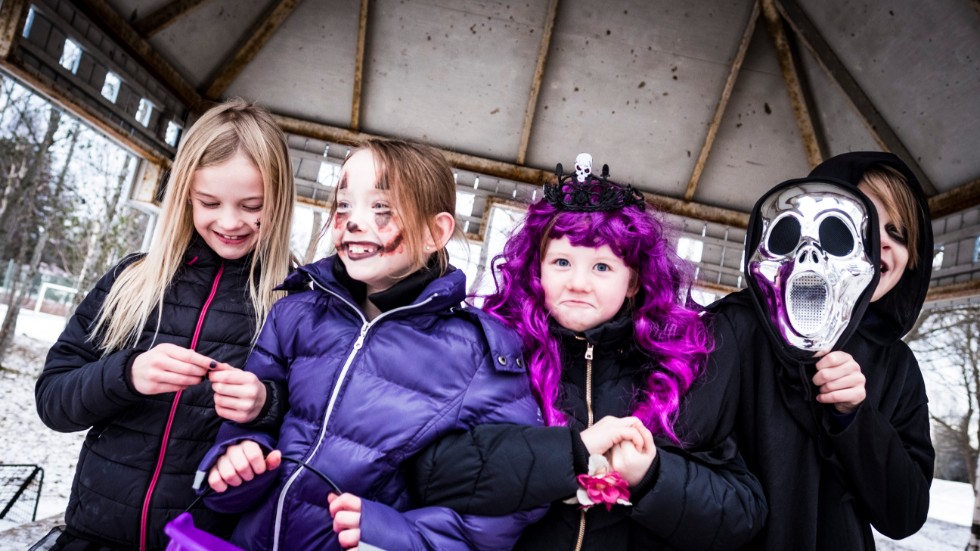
(333, 138), (461, 275)
(860, 165), (919, 269)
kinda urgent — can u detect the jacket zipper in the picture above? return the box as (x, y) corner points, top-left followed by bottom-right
(574, 342), (595, 551)
(272, 280), (438, 551)
(139, 262), (224, 551)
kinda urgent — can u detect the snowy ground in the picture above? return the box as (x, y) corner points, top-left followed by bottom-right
(0, 309), (973, 549)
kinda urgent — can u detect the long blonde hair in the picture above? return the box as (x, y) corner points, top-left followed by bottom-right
(93, 99), (295, 352)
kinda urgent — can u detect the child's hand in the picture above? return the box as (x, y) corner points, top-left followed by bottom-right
(209, 363), (268, 423)
(608, 422), (656, 487)
(131, 343), (211, 395)
(208, 441), (281, 493)
(328, 492), (362, 549)
(580, 416), (645, 456)
(812, 350), (866, 413)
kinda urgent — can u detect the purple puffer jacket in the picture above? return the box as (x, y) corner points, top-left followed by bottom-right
(198, 256), (543, 550)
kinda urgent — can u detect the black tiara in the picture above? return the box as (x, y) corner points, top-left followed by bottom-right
(543, 159), (646, 212)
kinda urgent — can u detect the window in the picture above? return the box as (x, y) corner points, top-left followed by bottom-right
(135, 98), (155, 127)
(164, 121), (182, 147)
(316, 161), (340, 187)
(677, 236), (704, 263)
(59, 39), (82, 74)
(101, 72), (120, 102)
(22, 7), (35, 38)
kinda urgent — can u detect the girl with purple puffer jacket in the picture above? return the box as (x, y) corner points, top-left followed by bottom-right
(196, 138), (547, 550)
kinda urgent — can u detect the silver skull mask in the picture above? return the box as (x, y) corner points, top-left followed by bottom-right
(748, 183), (875, 352)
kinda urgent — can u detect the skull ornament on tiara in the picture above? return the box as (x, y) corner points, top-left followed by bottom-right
(748, 183), (875, 352)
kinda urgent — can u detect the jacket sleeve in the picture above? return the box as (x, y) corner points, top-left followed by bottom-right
(825, 346), (934, 539)
(198, 304), (290, 513)
(367, 316), (547, 550)
(35, 260), (145, 432)
(360, 499), (544, 551)
(412, 424), (580, 514)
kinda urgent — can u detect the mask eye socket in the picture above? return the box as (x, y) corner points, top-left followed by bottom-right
(767, 216), (801, 256)
(819, 216), (854, 256)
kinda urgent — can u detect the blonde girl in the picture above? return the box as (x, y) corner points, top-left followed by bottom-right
(36, 98), (294, 551)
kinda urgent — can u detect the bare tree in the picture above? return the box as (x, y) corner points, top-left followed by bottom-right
(905, 304), (980, 549)
(0, 106), (63, 360)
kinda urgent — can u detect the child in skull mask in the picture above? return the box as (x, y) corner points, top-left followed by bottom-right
(708, 151), (934, 550)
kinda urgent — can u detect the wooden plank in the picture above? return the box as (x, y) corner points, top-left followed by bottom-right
(0, 0), (29, 60)
(134, 0), (212, 38)
(0, 57), (170, 165)
(761, 0), (822, 168)
(929, 176), (980, 219)
(273, 113), (750, 228)
(684, 1), (759, 201)
(73, 0), (205, 112)
(204, 0), (303, 100)
(515, 0), (558, 165)
(926, 280), (980, 304)
(350, 0), (368, 131)
(774, 0), (938, 195)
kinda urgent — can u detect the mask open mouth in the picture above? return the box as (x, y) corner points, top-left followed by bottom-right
(786, 271), (830, 337)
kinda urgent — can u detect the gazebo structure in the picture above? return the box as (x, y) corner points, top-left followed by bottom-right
(0, 0), (977, 306)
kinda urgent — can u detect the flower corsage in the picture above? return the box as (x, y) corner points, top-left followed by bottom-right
(564, 454), (632, 511)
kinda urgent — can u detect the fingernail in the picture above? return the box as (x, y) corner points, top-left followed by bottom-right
(209, 361), (217, 369)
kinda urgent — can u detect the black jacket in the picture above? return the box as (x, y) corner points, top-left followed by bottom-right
(712, 151), (935, 550)
(35, 238), (278, 550)
(412, 314), (767, 550)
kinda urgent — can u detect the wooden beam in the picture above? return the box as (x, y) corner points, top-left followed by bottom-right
(761, 0), (822, 168)
(134, 0), (211, 38)
(0, 0), (29, 60)
(73, 0), (205, 112)
(684, 1), (759, 201)
(273, 113), (750, 228)
(926, 280), (980, 305)
(515, 0), (558, 165)
(928, 176), (980, 219)
(0, 58), (170, 165)
(204, 0), (303, 101)
(350, 0), (369, 131)
(774, 0), (938, 195)
(694, 280), (741, 298)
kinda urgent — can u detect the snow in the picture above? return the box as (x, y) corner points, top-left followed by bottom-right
(0, 310), (974, 548)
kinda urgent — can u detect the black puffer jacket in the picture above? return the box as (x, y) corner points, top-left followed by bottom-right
(710, 152), (935, 550)
(36, 238), (277, 550)
(413, 314), (767, 550)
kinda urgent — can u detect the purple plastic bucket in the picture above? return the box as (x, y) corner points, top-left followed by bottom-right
(164, 512), (245, 551)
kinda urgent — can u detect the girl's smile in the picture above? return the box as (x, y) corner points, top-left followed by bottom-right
(191, 151), (265, 261)
(332, 149), (414, 295)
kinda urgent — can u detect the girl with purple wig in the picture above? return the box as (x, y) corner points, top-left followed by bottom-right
(411, 155), (767, 550)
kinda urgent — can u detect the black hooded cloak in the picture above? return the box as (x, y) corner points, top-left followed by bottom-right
(707, 151), (935, 549)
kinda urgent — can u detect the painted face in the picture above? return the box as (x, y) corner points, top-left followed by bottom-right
(332, 149), (413, 295)
(191, 151), (264, 260)
(541, 236), (635, 333)
(859, 183), (910, 302)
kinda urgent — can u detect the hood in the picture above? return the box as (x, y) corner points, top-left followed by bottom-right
(808, 152), (933, 344)
(743, 171), (880, 362)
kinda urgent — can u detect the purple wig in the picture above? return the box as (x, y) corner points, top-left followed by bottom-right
(483, 199), (712, 442)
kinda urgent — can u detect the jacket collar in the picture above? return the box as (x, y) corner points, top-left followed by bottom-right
(282, 255), (465, 315)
